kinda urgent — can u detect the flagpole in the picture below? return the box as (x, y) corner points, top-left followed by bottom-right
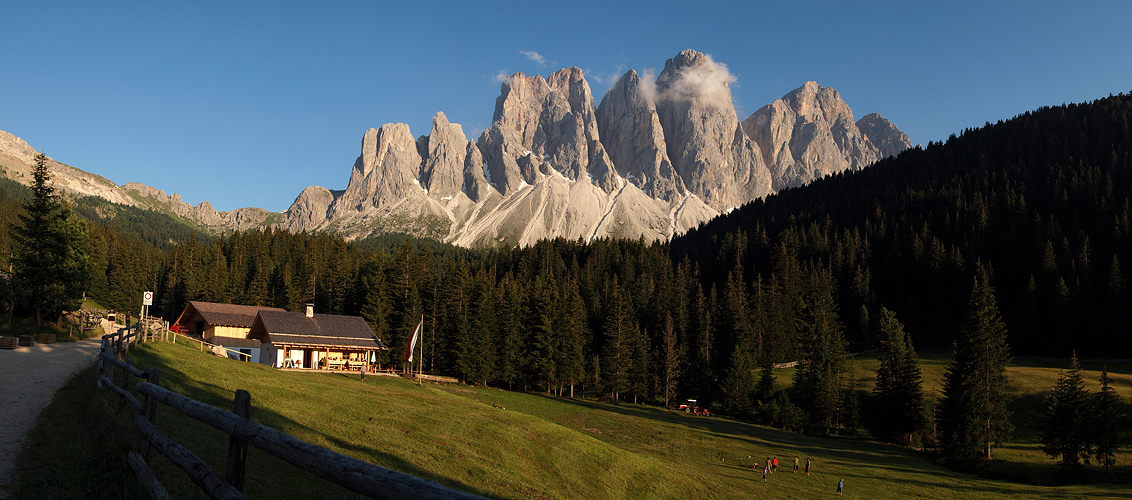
(418, 314), (424, 385)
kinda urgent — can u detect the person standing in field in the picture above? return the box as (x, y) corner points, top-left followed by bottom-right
(793, 456), (799, 473)
(837, 478), (843, 496)
(805, 458), (811, 476)
(762, 466), (768, 483)
(772, 456), (778, 473)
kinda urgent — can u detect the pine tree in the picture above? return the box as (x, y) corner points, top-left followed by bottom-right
(602, 276), (633, 402)
(556, 276), (587, 397)
(495, 276), (524, 390)
(465, 270), (497, 386)
(938, 263), (1013, 462)
(792, 267), (847, 432)
(872, 307), (928, 444)
(1039, 352), (1092, 472)
(12, 153), (88, 324)
(660, 311), (681, 407)
(1092, 367), (1122, 474)
(720, 346), (758, 416)
(755, 356), (776, 404)
(527, 273), (559, 393)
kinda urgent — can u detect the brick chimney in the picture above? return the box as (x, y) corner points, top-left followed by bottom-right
(305, 303), (314, 318)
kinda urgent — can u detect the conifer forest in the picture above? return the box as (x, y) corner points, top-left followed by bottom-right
(4, 93), (1132, 463)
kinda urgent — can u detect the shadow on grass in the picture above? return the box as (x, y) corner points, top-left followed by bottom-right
(125, 342), (497, 500)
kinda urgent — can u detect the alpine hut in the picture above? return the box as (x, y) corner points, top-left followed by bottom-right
(172, 301), (286, 362)
(248, 304), (385, 370)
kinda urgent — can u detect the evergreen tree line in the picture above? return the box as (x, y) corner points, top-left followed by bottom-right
(673, 92), (1132, 357)
(3, 94), (1129, 470)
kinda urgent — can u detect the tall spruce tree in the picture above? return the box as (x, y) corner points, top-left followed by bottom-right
(938, 263), (1012, 462)
(1038, 352), (1092, 472)
(557, 276), (588, 397)
(660, 311), (681, 407)
(792, 267), (847, 432)
(1092, 367), (1122, 474)
(872, 307), (928, 444)
(602, 276), (634, 402)
(12, 153), (88, 324)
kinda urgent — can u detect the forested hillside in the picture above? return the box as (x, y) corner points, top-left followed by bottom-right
(674, 92), (1132, 357)
(5, 93), (1131, 424)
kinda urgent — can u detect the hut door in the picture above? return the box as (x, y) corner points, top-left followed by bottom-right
(303, 350), (312, 369)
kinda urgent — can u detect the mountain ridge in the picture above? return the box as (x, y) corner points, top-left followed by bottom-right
(0, 50), (910, 247)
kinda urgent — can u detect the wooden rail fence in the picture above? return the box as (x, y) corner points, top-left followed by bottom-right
(97, 325), (486, 500)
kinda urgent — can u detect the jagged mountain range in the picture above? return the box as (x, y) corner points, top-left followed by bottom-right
(0, 49), (910, 247)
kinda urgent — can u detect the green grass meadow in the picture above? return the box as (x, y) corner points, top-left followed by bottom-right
(11, 340), (1132, 499)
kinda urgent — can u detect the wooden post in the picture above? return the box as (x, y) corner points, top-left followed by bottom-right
(142, 367), (161, 460)
(225, 390), (251, 492)
(120, 354), (133, 411)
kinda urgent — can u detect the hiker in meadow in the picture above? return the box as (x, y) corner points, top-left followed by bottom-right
(762, 466), (767, 483)
(805, 458), (811, 476)
(772, 456), (778, 473)
(793, 456), (799, 473)
(837, 478), (843, 496)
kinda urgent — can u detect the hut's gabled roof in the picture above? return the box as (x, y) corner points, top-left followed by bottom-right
(175, 301), (286, 329)
(250, 311), (385, 350)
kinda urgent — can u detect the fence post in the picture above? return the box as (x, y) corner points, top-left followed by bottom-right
(225, 389), (251, 492)
(120, 354), (133, 412)
(142, 367), (161, 460)
(97, 338), (106, 389)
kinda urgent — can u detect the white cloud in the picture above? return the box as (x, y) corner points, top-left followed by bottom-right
(519, 50), (546, 66)
(646, 54), (735, 109)
(493, 70), (510, 83)
(659, 54), (736, 108)
(639, 68), (659, 103)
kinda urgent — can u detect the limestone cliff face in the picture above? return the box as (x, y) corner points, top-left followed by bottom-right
(420, 112), (468, 200)
(742, 82), (909, 191)
(596, 69), (685, 201)
(654, 50), (772, 211)
(331, 123), (424, 218)
(477, 68), (618, 195)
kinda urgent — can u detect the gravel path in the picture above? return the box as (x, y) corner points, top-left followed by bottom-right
(0, 337), (103, 496)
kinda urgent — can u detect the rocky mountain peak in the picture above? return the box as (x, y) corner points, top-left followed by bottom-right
(856, 113), (913, 159)
(479, 67), (618, 194)
(1, 50), (912, 249)
(596, 69), (684, 201)
(742, 81), (905, 191)
(654, 49), (770, 211)
(420, 111), (469, 200)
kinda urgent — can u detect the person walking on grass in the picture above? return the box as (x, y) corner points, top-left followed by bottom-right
(805, 458), (811, 476)
(762, 466), (768, 483)
(837, 478), (843, 496)
(772, 456), (778, 473)
(793, 455), (799, 473)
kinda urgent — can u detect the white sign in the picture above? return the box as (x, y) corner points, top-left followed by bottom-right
(143, 291), (153, 306)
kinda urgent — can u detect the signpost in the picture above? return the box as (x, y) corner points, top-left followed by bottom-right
(141, 291), (153, 338)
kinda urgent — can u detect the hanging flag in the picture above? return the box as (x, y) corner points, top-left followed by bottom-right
(405, 316), (423, 362)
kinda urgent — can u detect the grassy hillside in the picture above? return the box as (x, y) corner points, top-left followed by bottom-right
(12, 340), (1131, 499)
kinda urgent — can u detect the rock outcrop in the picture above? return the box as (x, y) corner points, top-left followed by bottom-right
(655, 50), (772, 211)
(856, 113), (912, 159)
(742, 81), (909, 191)
(596, 69), (685, 201)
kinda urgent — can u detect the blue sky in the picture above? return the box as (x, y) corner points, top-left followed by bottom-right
(2, 1), (1130, 212)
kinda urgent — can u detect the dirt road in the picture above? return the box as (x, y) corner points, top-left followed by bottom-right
(0, 337), (103, 496)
